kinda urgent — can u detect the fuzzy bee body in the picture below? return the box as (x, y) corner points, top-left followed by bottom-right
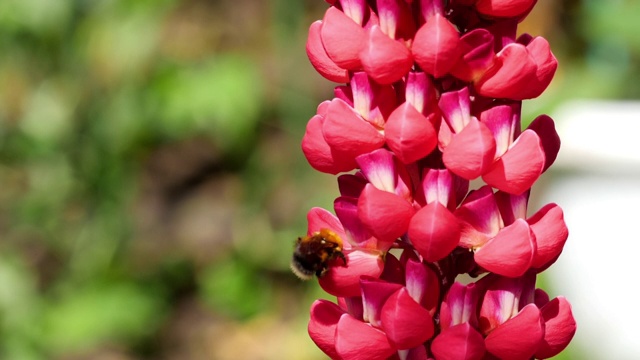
(290, 229), (347, 280)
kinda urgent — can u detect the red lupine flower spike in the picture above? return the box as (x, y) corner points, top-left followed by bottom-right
(299, 0), (575, 356)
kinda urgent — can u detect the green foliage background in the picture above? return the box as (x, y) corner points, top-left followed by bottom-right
(0, 0), (635, 359)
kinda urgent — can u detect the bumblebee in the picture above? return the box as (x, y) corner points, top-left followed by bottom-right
(290, 228), (347, 280)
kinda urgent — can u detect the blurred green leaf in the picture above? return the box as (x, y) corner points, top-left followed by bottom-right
(0, 0), (72, 35)
(42, 281), (165, 355)
(150, 55), (264, 153)
(199, 257), (272, 320)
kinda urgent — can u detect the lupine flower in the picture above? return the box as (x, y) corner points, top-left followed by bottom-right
(295, 0), (576, 358)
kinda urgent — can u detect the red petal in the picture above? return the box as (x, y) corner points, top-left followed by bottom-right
(475, 0), (537, 18)
(405, 72), (438, 116)
(474, 219), (535, 277)
(361, 277), (404, 328)
(336, 314), (396, 360)
(443, 117), (497, 180)
(319, 249), (384, 297)
(474, 43), (537, 100)
(399, 345), (429, 360)
(356, 148), (397, 193)
(482, 129), (544, 195)
(479, 103), (520, 159)
(308, 299), (344, 359)
(485, 304), (545, 360)
(321, 7), (365, 70)
(528, 203), (568, 269)
(360, 25), (414, 84)
(521, 36), (558, 99)
(302, 114), (356, 174)
(412, 14), (461, 78)
(431, 323), (486, 360)
(450, 28), (495, 82)
(455, 186), (502, 249)
(440, 282), (480, 330)
(527, 114), (561, 172)
(408, 202), (461, 262)
(535, 297), (577, 359)
(422, 168), (457, 210)
(438, 87), (471, 133)
(358, 184), (415, 250)
(385, 102), (438, 164)
(494, 190), (529, 227)
(405, 259), (440, 316)
(307, 207), (347, 239)
(334, 196), (374, 248)
(338, 174), (367, 198)
(323, 98), (385, 159)
(306, 21), (350, 83)
(381, 288), (435, 349)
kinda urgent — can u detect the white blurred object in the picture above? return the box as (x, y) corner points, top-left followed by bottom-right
(541, 100), (640, 359)
(552, 100), (640, 172)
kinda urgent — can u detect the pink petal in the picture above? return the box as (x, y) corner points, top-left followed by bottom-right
(336, 313), (396, 360)
(482, 129), (545, 195)
(338, 173), (367, 198)
(475, 0), (537, 18)
(319, 249), (385, 297)
(478, 273), (537, 333)
(484, 304), (545, 360)
(306, 21), (350, 83)
(408, 202), (461, 262)
(321, 6), (365, 70)
(412, 14), (461, 78)
(431, 323), (486, 360)
(450, 28), (496, 82)
(323, 98), (385, 159)
(376, 0), (416, 40)
(384, 102), (438, 164)
(519, 36), (558, 99)
(443, 117), (497, 180)
(360, 25), (414, 84)
(358, 184), (415, 250)
(350, 72), (397, 128)
(535, 296), (577, 359)
(340, 0), (368, 25)
(360, 277), (404, 327)
(381, 288), (435, 349)
(356, 148), (397, 193)
(486, 19), (518, 49)
(440, 282), (480, 330)
(405, 72), (438, 117)
(308, 299), (344, 359)
(334, 196), (374, 248)
(438, 87), (471, 134)
(494, 190), (530, 227)
(527, 203), (568, 269)
(474, 43), (537, 100)
(422, 168), (457, 210)
(455, 186), (502, 249)
(527, 114), (561, 172)
(479, 103), (521, 159)
(474, 219), (536, 277)
(404, 258), (440, 316)
(342, 295), (364, 321)
(398, 345), (429, 360)
(418, 0), (445, 21)
(307, 207), (347, 240)
(302, 114), (357, 174)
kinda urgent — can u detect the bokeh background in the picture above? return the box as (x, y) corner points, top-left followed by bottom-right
(0, 0), (637, 359)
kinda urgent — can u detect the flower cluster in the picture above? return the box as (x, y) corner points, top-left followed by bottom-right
(297, 0), (576, 359)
